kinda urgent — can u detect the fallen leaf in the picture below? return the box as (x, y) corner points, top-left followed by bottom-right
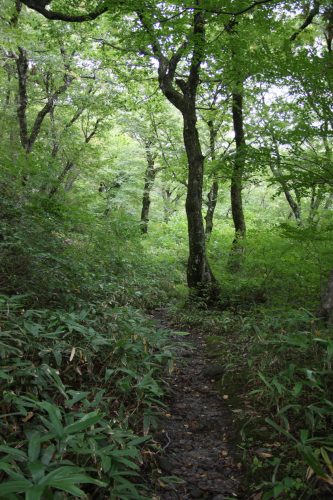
(22, 412), (34, 422)
(306, 467), (314, 481)
(69, 347), (76, 362)
(257, 451), (273, 458)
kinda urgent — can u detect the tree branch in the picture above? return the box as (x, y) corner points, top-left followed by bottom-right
(85, 118), (102, 143)
(20, 0), (109, 22)
(28, 78), (72, 151)
(188, 9), (205, 96)
(159, 0), (281, 23)
(290, 0), (320, 41)
(136, 10), (185, 111)
(16, 47), (74, 153)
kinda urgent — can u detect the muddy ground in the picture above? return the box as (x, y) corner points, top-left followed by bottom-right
(150, 309), (245, 500)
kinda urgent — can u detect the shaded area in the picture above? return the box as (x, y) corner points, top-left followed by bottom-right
(151, 309), (243, 499)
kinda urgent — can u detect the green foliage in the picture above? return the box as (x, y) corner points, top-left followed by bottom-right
(1, 0), (333, 497)
(0, 295), (173, 498)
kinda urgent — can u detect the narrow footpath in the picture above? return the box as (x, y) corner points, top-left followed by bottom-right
(151, 309), (243, 500)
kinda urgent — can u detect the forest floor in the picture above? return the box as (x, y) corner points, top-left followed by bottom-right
(150, 308), (244, 500)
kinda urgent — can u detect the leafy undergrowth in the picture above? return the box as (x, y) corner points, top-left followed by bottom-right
(0, 294), (174, 499)
(171, 304), (333, 499)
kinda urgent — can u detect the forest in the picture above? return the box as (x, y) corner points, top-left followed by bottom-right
(0, 0), (333, 498)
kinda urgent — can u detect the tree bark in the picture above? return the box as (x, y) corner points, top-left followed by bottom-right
(162, 188), (172, 223)
(325, 191), (333, 209)
(205, 120), (219, 240)
(15, 47), (73, 154)
(228, 89), (246, 271)
(48, 161), (74, 198)
(140, 141), (157, 234)
(139, 7), (218, 295)
(161, 187), (181, 223)
(231, 91), (246, 240)
(318, 269), (333, 324)
(16, 48), (29, 151)
(183, 109), (215, 289)
(205, 181), (219, 238)
(270, 140), (302, 223)
(308, 186), (324, 224)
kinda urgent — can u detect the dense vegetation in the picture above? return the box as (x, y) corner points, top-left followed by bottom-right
(0, 0), (333, 498)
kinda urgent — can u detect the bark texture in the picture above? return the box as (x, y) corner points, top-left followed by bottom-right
(228, 89), (246, 271)
(318, 269), (333, 324)
(231, 91), (246, 240)
(48, 161), (74, 199)
(140, 141), (157, 234)
(139, 8), (218, 295)
(308, 186), (324, 224)
(205, 120), (219, 240)
(183, 109), (214, 288)
(270, 140), (301, 223)
(16, 47), (73, 154)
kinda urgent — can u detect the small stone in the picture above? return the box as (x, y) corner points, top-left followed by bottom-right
(158, 457), (178, 474)
(213, 495), (225, 500)
(188, 486), (203, 498)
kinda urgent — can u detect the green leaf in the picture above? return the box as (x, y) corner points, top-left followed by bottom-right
(297, 445), (326, 477)
(0, 480), (32, 494)
(26, 485), (44, 500)
(28, 432), (41, 462)
(128, 436), (150, 446)
(63, 411), (101, 435)
(291, 381), (303, 396)
(39, 466), (107, 491)
(65, 391), (89, 408)
(41, 480), (87, 497)
(300, 429), (309, 444)
(38, 402), (64, 438)
(28, 461), (46, 483)
(0, 446), (27, 462)
(265, 418), (297, 443)
(41, 445), (55, 466)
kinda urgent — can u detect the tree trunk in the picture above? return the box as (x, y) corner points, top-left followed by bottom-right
(205, 181), (219, 239)
(270, 141), (302, 223)
(140, 7), (218, 296)
(205, 120), (219, 240)
(318, 269), (333, 323)
(308, 186), (324, 224)
(271, 164), (302, 222)
(162, 188), (172, 223)
(140, 141), (156, 234)
(48, 161), (74, 198)
(183, 110), (216, 291)
(325, 191), (333, 209)
(228, 89), (246, 271)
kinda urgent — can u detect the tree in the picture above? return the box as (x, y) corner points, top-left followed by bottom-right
(16, 0), (332, 295)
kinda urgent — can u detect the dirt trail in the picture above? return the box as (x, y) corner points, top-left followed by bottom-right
(151, 308), (243, 500)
